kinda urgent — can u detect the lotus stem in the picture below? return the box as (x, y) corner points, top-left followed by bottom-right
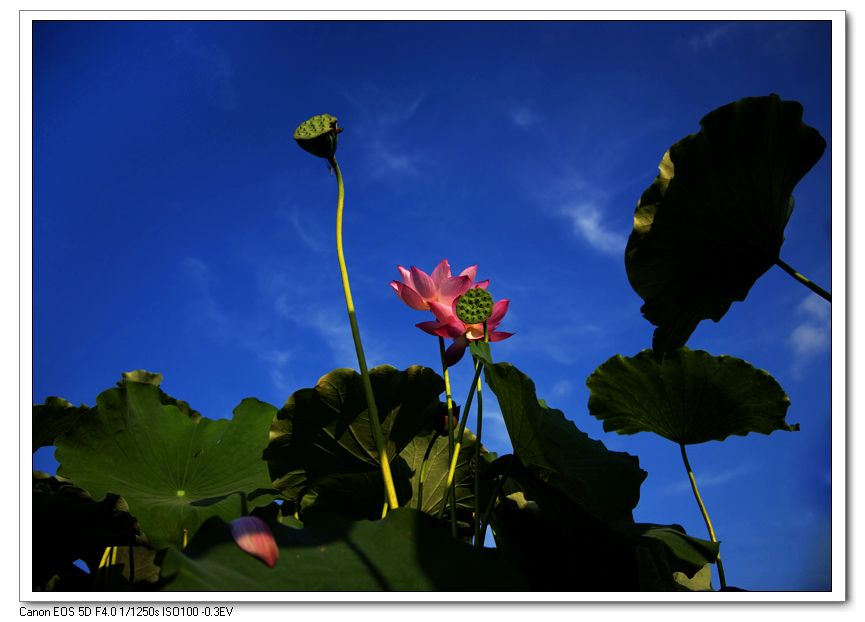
(473, 322), (488, 547)
(775, 258), (831, 302)
(330, 156), (399, 510)
(679, 443), (728, 590)
(478, 454), (515, 545)
(438, 337), (459, 536)
(416, 432), (439, 511)
(437, 355), (485, 520)
(473, 358), (484, 547)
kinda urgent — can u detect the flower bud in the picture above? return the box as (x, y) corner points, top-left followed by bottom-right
(294, 114), (342, 159)
(230, 516), (278, 568)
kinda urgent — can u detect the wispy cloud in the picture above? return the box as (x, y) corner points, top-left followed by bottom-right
(662, 463), (752, 495)
(181, 256), (295, 394)
(550, 379), (573, 399)
(559, 203), (628, 256)
(368, 141), (422, 178)
(788, 294), (831, 377)
(508, 105), (539, 129)
(343, 89), (428, 180)
(277, 204), (328, 254)
(687, 23), (742, 52)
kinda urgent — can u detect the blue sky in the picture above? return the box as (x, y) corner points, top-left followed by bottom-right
(31, 19), (834, 591)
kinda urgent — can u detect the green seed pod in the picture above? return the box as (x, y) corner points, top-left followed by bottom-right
(456, 288), (494, 325)
(294, 114), (342, 159)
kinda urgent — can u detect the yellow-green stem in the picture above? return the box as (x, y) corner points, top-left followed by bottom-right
(438, 337), (458, 536)
(473, 322), (488, 547)
(679, 443), (728, 590)
(473, 358), (483, 547)
(331, 157), (399, 510)
(437, 355), (485, 519)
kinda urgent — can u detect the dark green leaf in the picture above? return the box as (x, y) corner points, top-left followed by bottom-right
(264, 365), (477, 521)
(586, 348), (797, 444)
(484, 362), (646, 523)
(469, 341), (493, 365)
(55, 375), (278, 548)
(33, 397), (90, 453)
(159, 508), (527, 591)
(32, 471), (139, 590)
(625, 94), (827, 352)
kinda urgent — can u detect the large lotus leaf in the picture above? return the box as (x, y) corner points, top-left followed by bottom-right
(264, 365), (476, 520)
(489, 471), (717, 591)
(32, 471), (139, 590)
(54, 375), (278, 549)
(159, 508), (528, 591)
(625, 94), (827, 352)
(33, 397), (90, 453)
(483, 362), (646, 523)
(586, 348), (797, 444)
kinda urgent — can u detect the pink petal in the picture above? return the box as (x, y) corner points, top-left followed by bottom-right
(488, 331), (514, 342)
(458, 265), (478, 282)
(391, 281), (429, 310)
(429, 300), (459, 325)
(430, 259), (452, 285)
(437, 275), (472, 305)
(397, 266), (413, 288)
(231, 516), (278, 568)
(488, 299), (510, 326)
(416, 320), (454, 338)
(410, 266), (436, 299)
(474, 280), (490, 290)
(445, 337), (468, 366)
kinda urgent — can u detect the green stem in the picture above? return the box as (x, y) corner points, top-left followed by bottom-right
(473, 358), (484, 547)
(478, 454), (515, 545)
(473, 322), (488, 547)
(330, 156), (399, 510)
(416, 432), (439, 511)
(437, 358), (485, 520)
(775, 257), (831, 302)
(438, 337), (458, 537)
(679, 443), (727, 590)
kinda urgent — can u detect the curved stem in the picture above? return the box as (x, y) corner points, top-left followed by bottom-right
(775, 258), (831, 302)
(437, 358), (485, 520)
(330, 157), (399, 510)
(679, 443), (728, 590)
(438, 337), (458, 536)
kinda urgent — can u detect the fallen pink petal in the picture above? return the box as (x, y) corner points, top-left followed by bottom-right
(230, 516), (279, 568)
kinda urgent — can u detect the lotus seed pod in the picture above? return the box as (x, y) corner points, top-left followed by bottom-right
(456, 288), (494, 325)
(294, 114), (342, 159)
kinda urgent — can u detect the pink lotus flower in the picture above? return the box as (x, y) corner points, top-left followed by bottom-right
(390, 259), (489, 311)
(230, 516), (278, 568)
(418, 295), (514, 366)
(391, 259), (513, 366)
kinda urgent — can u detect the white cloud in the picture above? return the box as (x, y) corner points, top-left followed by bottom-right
(788, 293), (831, 377)
(560, 203), (627, 256)
(789, 323), (829, 358)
